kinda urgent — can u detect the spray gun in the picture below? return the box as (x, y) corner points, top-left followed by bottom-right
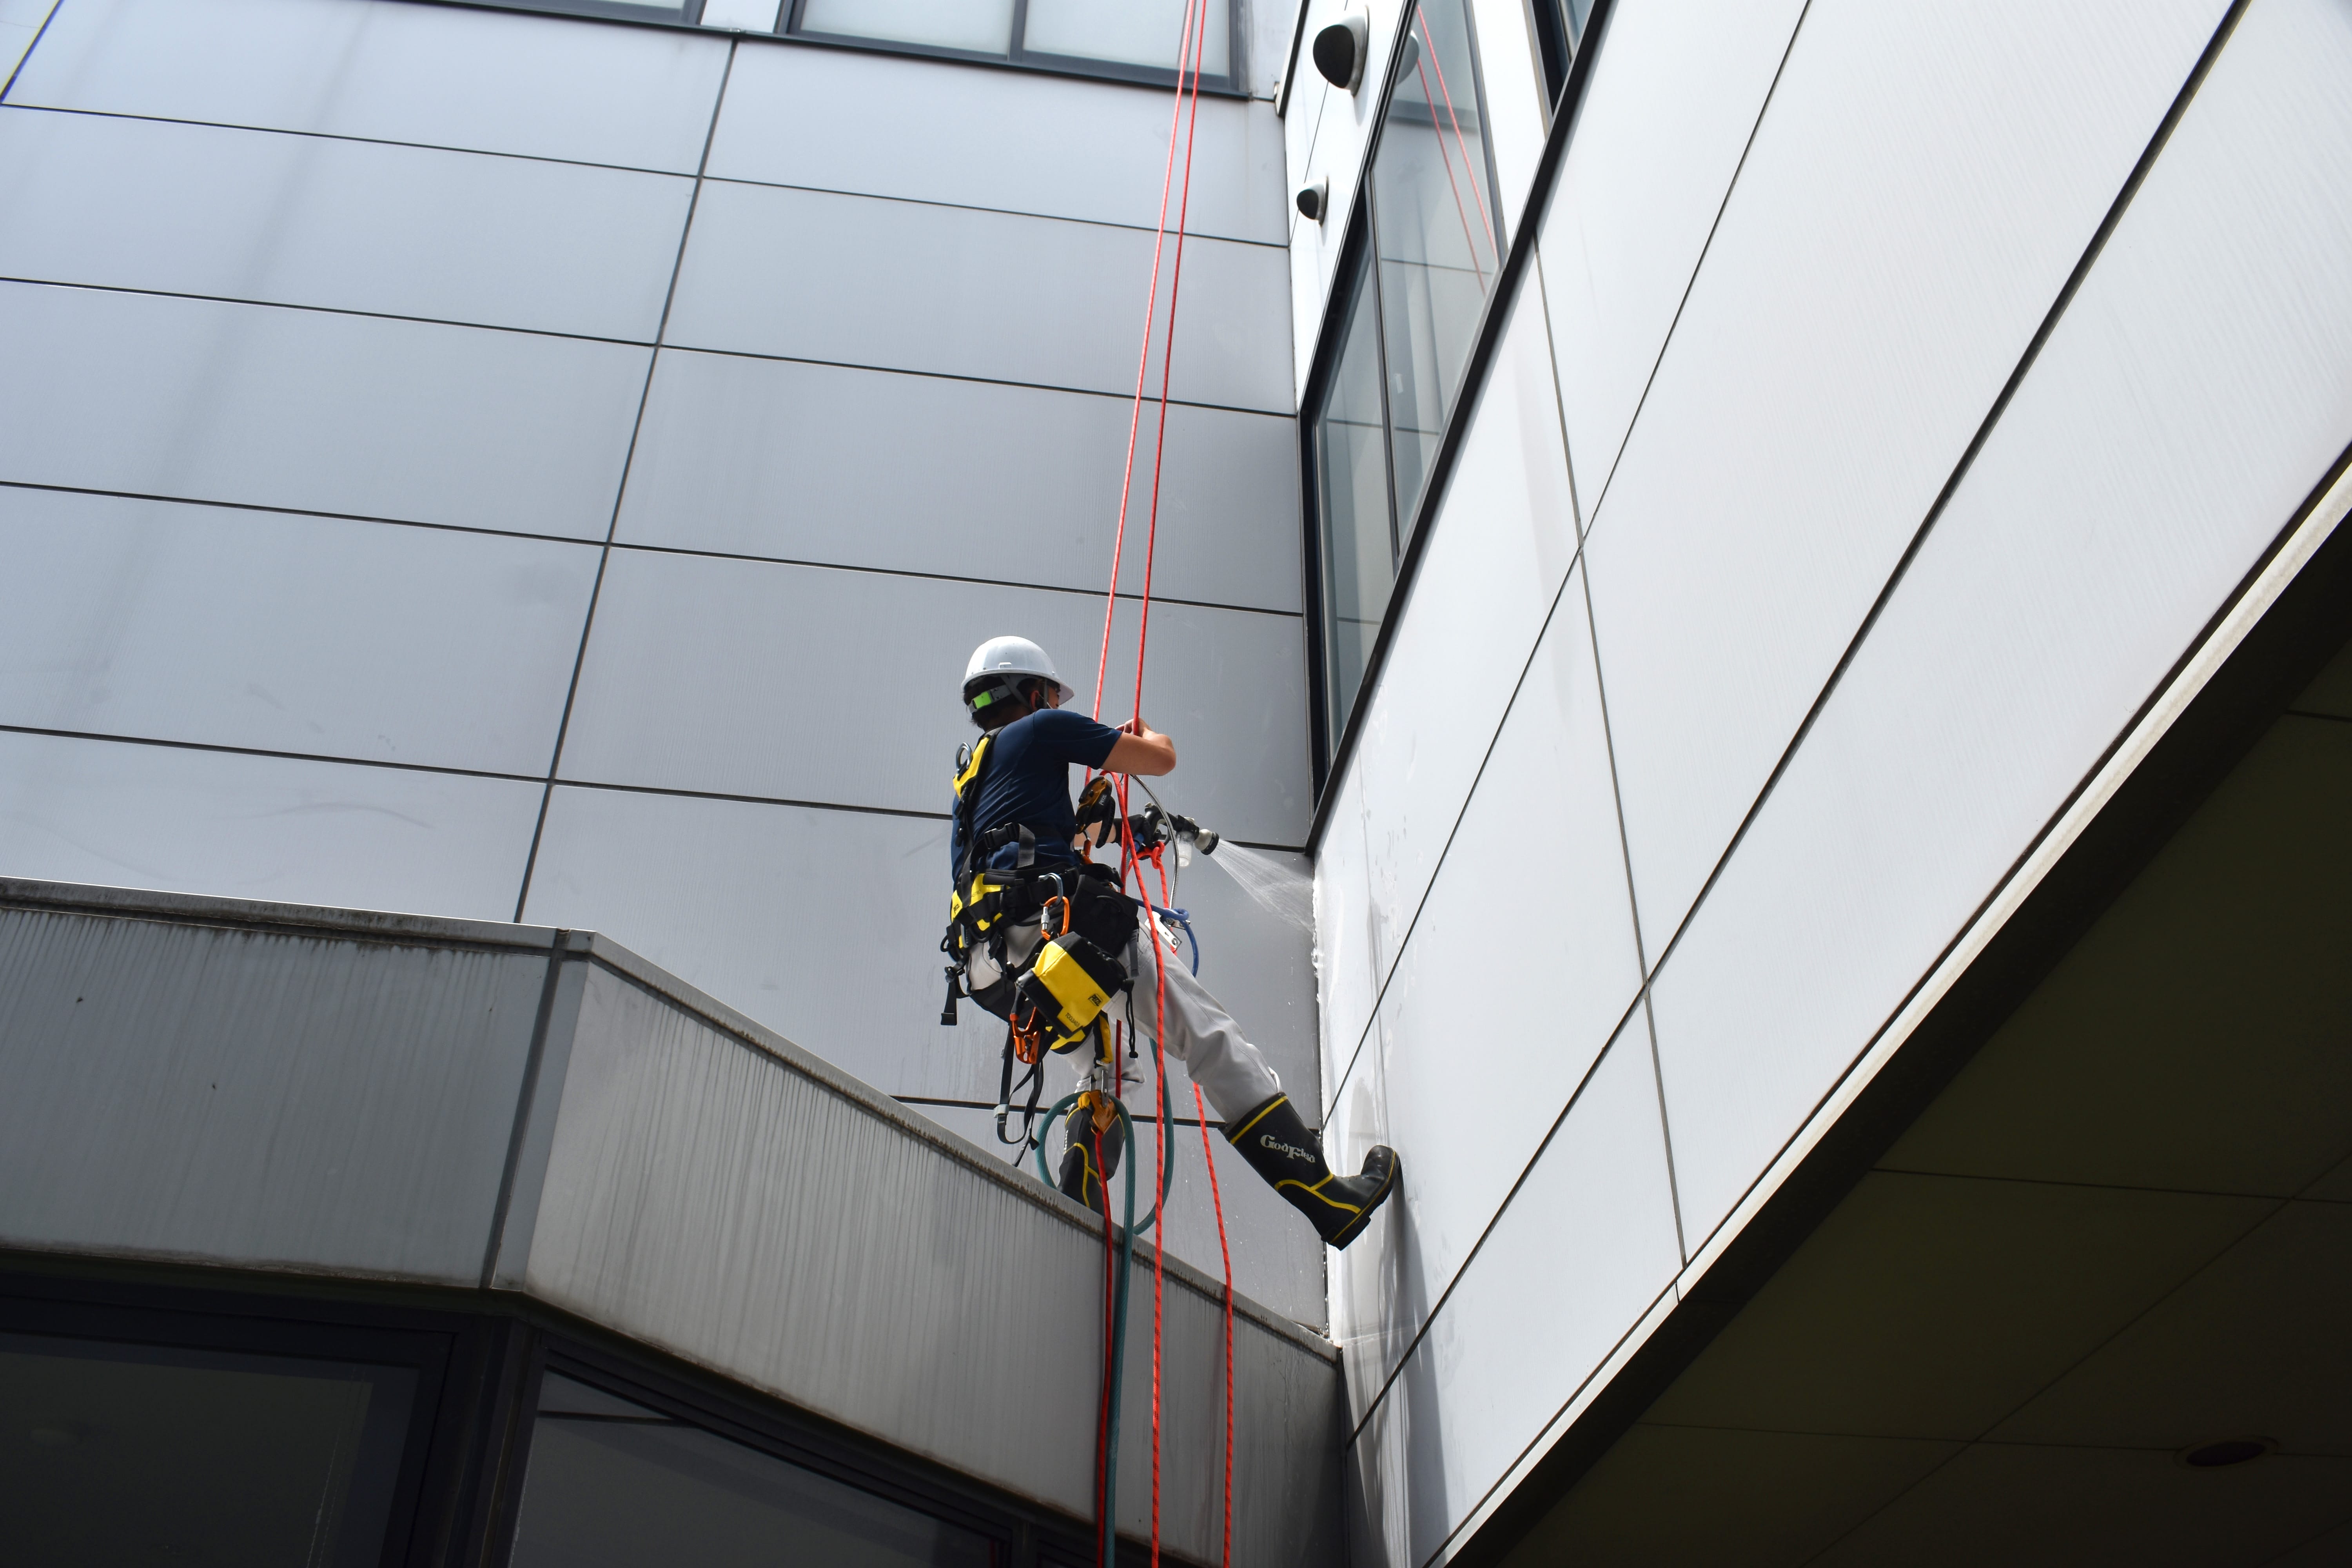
(1126, 804), (1220, 861)
(1075, 776), (1219, 861)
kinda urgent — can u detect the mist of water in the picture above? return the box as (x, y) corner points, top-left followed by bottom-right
(1198, 840), (1315, 935)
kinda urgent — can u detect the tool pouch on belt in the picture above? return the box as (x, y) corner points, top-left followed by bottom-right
(1063, 861), (1140, 955)
(1011, 933), (1129, 1054)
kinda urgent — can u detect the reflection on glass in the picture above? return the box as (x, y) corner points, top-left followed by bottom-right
(0, 1331), (416, 1567)
(1561, 0), (1593, 46)
(512, 1373), (995, 1568)
(1316, 247), (1396, 744)
(1370, 0), (1501, 524)
(798, 0), (1015, 54)
(1024, 0), (1230, 76)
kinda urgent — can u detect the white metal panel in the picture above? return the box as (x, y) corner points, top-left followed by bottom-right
(1582, 0), (2229, 957)
(664, 181), (1292, 414)
(1466, 0), (1546, 243)
(1344, 1021), (1681, 1568)
(0, 903), (548, 1282)
(707, 44), (1287, 245)
(0, 730), (542, 918)
(1321, 993), (1399, 1423)
(1650, 0), (2352, 1255)
(616, 349), (1301, 613)
(521, 785), (1323, 1114)
(520, 960), (1344, 1563)
(555, 549), (1311, 846)
(1312, 755), (1380, 1096)
(0, 284), (648, 538)
(1537, 0), (1807, 518)
(0, 488), (596, 776)
(1315, 279), (1577, 1069)
(1354, 564), (1645, 1378)
(0, 109), (691, 340)
(0, 0), (56, 86)
(6, 0), (730, 171)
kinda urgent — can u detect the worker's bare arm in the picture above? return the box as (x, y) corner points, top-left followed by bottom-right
(1103, 724), (1176, 776)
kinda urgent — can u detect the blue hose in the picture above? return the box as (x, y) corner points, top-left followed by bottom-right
(1151, 905), (1200, 974)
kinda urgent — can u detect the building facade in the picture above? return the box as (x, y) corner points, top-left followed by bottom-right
(4, 0), (2349, 1563)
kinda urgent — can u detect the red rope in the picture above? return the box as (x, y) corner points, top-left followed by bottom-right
(1131, 0), (1209, 724)
(1092, 0), (1203, 719)
(1194, 1071), (1237, 1568)
(1085, 4), (1232, 1564)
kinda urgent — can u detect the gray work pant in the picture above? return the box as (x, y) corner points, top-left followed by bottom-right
(1106, 913), (1283, 1121)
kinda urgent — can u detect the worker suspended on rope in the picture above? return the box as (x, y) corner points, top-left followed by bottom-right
(941, 635), (1398, 1249)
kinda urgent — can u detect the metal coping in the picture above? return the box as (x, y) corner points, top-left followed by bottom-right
(0, 874), (1338, 1362)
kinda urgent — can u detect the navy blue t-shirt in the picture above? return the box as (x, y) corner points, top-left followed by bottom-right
(951, 708), (1123, 876)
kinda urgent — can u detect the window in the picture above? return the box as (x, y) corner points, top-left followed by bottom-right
(470, 0), (1244, 91)
(1307, 0), (1503, 752)
(1530, 0), (1595, 104)
(791, 0), (1239, 89)
(498, 0), (706, 24)
(510, 1370), (998, 1566)
(0, 1330), (419, 1566)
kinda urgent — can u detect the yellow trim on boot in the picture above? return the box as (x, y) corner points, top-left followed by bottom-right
(1227, 1094), (1289, 1143)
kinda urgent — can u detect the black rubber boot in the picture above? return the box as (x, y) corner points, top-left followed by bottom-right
(1225, 1093), (1397, 1249)
(1056, 1104), (1122, 1213)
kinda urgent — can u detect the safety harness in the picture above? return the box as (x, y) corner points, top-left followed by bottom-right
(940, 730), (1139, 1149)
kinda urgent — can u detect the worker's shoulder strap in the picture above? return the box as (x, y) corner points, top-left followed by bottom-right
(951, 733), (996, 882)
(951, 734), (1045, 884)
(951, 732), (994, 804)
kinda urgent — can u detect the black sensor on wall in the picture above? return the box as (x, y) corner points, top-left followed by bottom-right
(1313, 9), (1368, 91)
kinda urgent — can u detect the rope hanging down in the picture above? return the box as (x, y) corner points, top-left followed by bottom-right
(1078, 4), (1236, 1567)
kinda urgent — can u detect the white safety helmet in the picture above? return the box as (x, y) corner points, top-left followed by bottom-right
(962, 635), (1074, 721)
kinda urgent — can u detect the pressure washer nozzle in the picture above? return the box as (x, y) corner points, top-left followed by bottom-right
(1171, 815), (1220, 856)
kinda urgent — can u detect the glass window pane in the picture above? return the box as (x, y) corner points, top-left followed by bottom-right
(1023, 0), (1231, 77)
(1371, 0), (1502, 524)
(508, 0), (697, 20)
(1316, 249), (1396, 744)
(797, 0), (1015, 55)
(512, 1372), (996, 1568)
(0, 1332), (416, 1567)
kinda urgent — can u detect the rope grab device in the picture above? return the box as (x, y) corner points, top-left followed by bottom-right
(933, 4), (1236, 1564)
